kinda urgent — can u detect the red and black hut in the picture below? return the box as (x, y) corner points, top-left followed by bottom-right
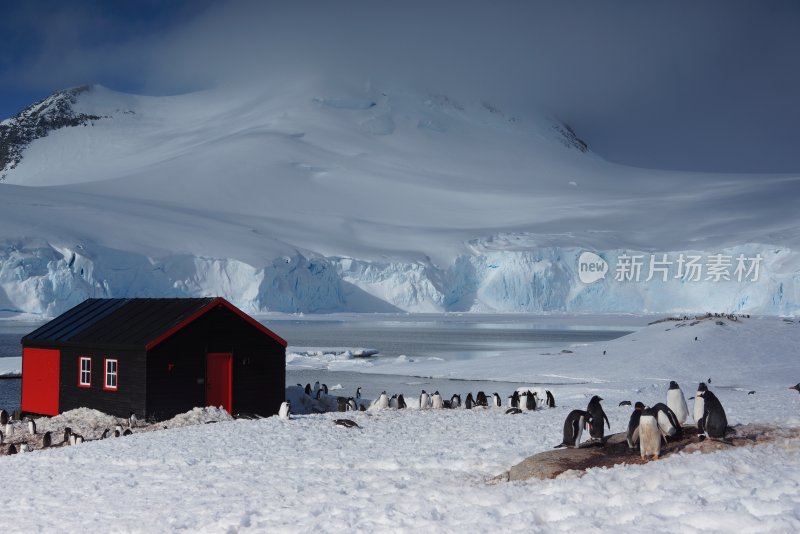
(20, 297), (287, 421)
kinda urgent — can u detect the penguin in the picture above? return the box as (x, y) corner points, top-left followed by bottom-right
(519, 391), (529, 411)
(510, 391), (520, 409)
(492, 393), (502, 407)
(279, 401), (291, 420)
(505, 407), (523, 415)
(115, 424), (124, 435)
(431, 391), (443, 410)
(525, 391), (536, 411)
(555, 410), (592, 448)
(305, 383), (312, 396)
(128, 411), (138, 428)
(27, 418), (36, 435)
(389, 394), (398, 409)
(476, 391), (488, 407)
(63, 427), (73, 445)
(397, 394), (407, 410)
(545, 390), (556, 408)
(450, 394), (461, 409)
(322, 384), (329, 395)
(586, 396), (610, 441)
(0, 409), (7, 426)
(315, 389), (324, 400)
(694, 382), (708, 433)
(313, 381), (321, 397)
(114, 429), (121, 438)
(465, 393), (475, 409)
(20, 443), (29, 453)
(42, 431), (52, 448)
(0, 429), (3, 445)
(7, 444), (17, 455)
(99, 429), (109, 440)
(790, 383), (800, 394)
(666, 381), (689, 425)
(122, 429), (132, 437)
(619, 400), (632, 407)
(419, 390), (429, 410)
(372, 391), (388, 410)
(346, 398), (358, 411)
(651, 402), (682, 439)
(626, 402), (645, 449)
(699, 389), (728, 439)
(356, 387), (362, 399)
(334, 419), (360, 428)
(638, 407), (661, 460)
(4, 422), (12, 437)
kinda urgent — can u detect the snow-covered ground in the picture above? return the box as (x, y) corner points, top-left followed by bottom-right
(1, 315), (799, 532)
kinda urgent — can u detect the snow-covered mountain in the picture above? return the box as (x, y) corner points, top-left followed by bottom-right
(0, 82), (798, 317)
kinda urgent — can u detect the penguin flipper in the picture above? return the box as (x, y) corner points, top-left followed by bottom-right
(604, 413), (611, 430)
(553, 443), (567, 449)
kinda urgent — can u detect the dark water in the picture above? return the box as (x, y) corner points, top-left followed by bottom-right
(0, 316), (635, 412)
(265, 316), (631, 361)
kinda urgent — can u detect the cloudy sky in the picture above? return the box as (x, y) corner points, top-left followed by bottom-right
(1, 0), (799, 173)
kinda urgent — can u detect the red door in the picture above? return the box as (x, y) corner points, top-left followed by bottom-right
(21, 347), (60, 416)
(206, 352), (232, 414)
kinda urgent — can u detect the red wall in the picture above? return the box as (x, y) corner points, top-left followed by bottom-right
(21, 347), (60, 416)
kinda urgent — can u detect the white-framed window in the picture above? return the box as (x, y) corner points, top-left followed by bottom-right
(104, 358), (118, 391)
(78, 357), (91, 387)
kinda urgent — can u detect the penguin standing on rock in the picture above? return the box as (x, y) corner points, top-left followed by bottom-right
(651, 403), (683, 440)
(128, 412), (138, 428)
(42, 431), (52, 448)
(693, 383), (708, 433)
(638, 407), (662, 460)
(356, 387), (362, 399)
(27, 418), (36, 435)
(555, 410), (592, 448)
(667, 381), (689, 425)
(0, 409), (7, 426)
(586, 396), (610, 442)
(699, 389), (728, 439)
(626, 402), (645, 449)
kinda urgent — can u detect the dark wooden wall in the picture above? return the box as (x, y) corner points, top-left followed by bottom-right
(58, 347), (146, 419)
(147, 305), (285, 420)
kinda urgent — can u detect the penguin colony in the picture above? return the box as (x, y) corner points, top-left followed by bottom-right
(555, 379), (741, 460)
(0, 409), (140, 455)
(286, 381), (559, 417)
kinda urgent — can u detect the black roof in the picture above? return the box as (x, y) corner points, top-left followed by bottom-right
(22, 298), (286, 349)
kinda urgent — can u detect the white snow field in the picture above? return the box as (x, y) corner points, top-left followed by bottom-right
(1, 82), (798, 317)
(2, 316), (799, 532)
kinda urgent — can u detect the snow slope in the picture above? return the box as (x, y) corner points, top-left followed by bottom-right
(1, 316), (799, 531)
(0, 82), (798, 316)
